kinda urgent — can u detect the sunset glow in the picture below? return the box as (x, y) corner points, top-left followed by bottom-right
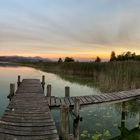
(0, 0), (140, 61)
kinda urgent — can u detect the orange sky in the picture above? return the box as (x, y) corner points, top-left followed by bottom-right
(0, 0), (140, 61)
(0, 42), (140, 61)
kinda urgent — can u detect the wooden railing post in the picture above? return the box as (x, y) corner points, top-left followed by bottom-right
(65, 86), (70, 97)
(47, 84), (51, 97)
(60, 105), (69, 140)
(17, 75), (21, 87)
(121, 102), (126, 128)
(41, 75), (45, 90)
(73, 98), (80, 140)
(7, 83), (15, 101)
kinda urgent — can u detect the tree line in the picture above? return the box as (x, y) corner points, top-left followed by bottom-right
(58, 56), (101, 63)
(110, 51), (140, 61)
(57, 51), (140, 63)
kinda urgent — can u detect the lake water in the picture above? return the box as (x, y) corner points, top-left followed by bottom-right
(0, 65), (139, 140)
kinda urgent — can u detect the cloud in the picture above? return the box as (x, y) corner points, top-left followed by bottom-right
(0, 0), (140, 59)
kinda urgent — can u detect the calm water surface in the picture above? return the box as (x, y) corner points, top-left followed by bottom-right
(0, 66), (100, 116)
(0, 66), (139, 140)
(52, 101), (140, 140)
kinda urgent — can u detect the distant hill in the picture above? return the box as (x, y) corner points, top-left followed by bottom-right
(0, 56), (51, 63)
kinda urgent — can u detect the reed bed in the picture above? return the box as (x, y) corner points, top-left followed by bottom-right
(20, 61), (140, 92)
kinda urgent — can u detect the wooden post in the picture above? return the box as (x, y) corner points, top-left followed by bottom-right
(41, 75), (45, 90)
(139, 111), (140, 126)
(74, 99), (80, 116)
(10, 83), (15, 96)
(65, 86), (70, 97)
(7, 83), (15, 101)
(47, 84), (51, 97)
(60, 105), (69, 140)
(120, 102), (126, 136)
(73, 99), (80, 140)
(17, 75), (21, 87)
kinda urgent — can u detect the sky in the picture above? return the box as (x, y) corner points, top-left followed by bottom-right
(0, 0), (140, 61)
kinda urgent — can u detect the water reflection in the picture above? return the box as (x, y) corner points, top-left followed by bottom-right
(79, 101), (140, 140)
(111, 102), (140, 140)
(52, 101), (140, 140)
(0, 65), (139, 139)
(0, 65), (100, 116)
(57, 74), (96, 88)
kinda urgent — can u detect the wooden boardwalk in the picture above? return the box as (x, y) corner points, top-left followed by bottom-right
(0, 79), (59, 140)
(0, 77), (140, 140)
(47, 89), (140, 108)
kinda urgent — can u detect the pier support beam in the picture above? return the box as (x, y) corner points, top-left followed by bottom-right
(65, 86), (70, 97)
(7, 83), (15, 101)
(73, 99), (80, 140)
(47, 84), (52, 97)
(119, 102), (129, 137)
(60, 105), (69, 140)
(17, 75), (21, 87)
(121, 102), (126, 129)
(41, 75), (45, 91)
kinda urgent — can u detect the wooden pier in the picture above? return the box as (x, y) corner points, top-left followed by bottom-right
(0, 79), (59, 140)
(0, 77), (140, 140)
(47, 89), (140, 108)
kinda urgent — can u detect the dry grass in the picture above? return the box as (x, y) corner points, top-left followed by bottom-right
(19, 61), (140, 92)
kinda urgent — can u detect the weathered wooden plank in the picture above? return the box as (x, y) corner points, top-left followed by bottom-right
(84, 96), (93, 104)
(108, 93), (121, 100)
(114, 92), (127, 99)
(60, 98), (66, 106)
(92, 95), (103, 103)
(68, 97), (74, 106)
(55, 98), (61, 107)
(1, 118), (54, 123)
(0, 133), (59, 140)
(2, 115), (51, 120)
(89, 96), (99, 103)
(64, 97), (70, 106)
(0, 128), (58, 136)
(0, 121), (56, 127)
(0, 124), (56, 131)
(100, 94), (115, 101)
(99, 94), (112, 102)
(78, 96), (88, 104)
(46, 97), (51, 106)
(5, 110), (50, 115)
(49, 89), (140, 108)
(104, 94), (116, 101)
(50, 97), (56, 107)
(72, 97), (82, 105)
(0, 79), (59, 140)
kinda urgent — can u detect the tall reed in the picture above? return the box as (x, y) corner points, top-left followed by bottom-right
(20, 61), (140, 92)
